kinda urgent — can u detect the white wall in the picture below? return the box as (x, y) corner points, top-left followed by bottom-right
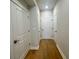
(55, 0), (69, 58)
(40, 10), (55, 39)
(30, 6), (40, 49)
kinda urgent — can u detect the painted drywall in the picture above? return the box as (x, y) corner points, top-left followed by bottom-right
(30, 6), (40, 49)
(40, 10), (55, 39)
(55, 0), (69, 58)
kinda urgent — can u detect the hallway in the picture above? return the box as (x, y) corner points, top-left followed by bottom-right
(25, 39), (63, 59)
(10, 0), (69, 59)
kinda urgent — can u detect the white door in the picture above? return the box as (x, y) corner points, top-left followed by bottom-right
(11, 1), (30, 59)
(41, 11), (54, 39)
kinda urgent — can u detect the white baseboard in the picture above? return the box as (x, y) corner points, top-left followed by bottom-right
(56, 44), (67, 59)
(20, 48), (30, 59)
(20, 45), (39, 59)
(30, 45), (39, 50)
(40, 38), (54, 39)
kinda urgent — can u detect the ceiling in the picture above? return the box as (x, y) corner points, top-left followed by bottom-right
(25, 0), (35, 7)
(25, 0), (57, 10)
(36, 0), (57, 11)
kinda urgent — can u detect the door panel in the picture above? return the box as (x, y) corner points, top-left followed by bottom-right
(16, 8), (25, 35)
(11, 1), (30, 59)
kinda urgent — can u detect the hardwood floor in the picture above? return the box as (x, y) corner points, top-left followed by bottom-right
(24, 39), (63, 59)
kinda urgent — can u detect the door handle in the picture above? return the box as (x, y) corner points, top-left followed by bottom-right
(14, 40), (20, 44)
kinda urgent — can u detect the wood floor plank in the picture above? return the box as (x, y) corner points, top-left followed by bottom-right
(25, 39), (63, 59)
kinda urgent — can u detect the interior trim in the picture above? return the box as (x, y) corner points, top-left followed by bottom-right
(56, 44), (67, 59)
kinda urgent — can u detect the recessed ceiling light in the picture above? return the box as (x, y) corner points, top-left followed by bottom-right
(45, 5), (48, 9)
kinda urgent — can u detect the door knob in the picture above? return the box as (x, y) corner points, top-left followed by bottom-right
(14, 40), (20, 44)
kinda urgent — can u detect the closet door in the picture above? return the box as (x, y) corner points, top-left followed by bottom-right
(11, 1), (30, 59)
